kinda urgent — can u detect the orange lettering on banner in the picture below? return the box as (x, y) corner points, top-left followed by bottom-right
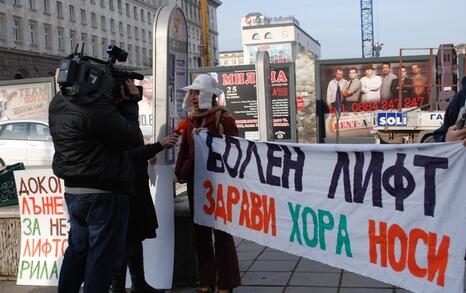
(250, 192), (263, 232)
(202, 180), (277, 237)
(262, 194), (276, 236)
(203, 180), (215, 215)
(427, 233), (450, 287)
(227, 186), (240, 222)
(388, 224), (408, 272)
(215, 184), (227, 224)
(408, 229), (428, 278)
(368, 219), (450, 287)
(369, 220), (388, 267)
(239, 189), (251, 228)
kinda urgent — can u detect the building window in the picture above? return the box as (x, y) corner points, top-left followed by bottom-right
(69, 5), (75, 22)
(142, 47), (146, 64)
(134, 26), (138, 40)
(80, 9), (86, 25)
(12, 18), (22, 42)
(90, 0), (95, 3)
(56, 1), (62, 18)
(101, 16), (106, 31)
(140, 8), (144, 22)
(148, 30), (151, 43)
(70, 29), (76, 50)
(57, 27), (64, 50)
(28, 0), (35, 10)
(100, 0), (104, 7)
(81, 32), (87, 52)
(101, 38), (107, 56)
(91, 35), (97, 56)
(141, 28), (145, 42)
(12, 0), (21, 6)
(117, 0), (122, 13)
(265, 32), (272, 39)
(252, 33), (260, 40)
(0, 13), (6, 41)
(109, 0), (114, 11)
(133, 6), (137, 20)
(147, 11), (151, 24)
(127, 24), (131, 38)
(28, 21), (36, 44)
(125, 3), (130, 17)
(43, 24), (50, 48)
(110, 18), (115, 33)
(135, 46), (140, 65)
(118, 21), (123, 36)
(91, 12), (96, 28)
(43, 0), (49, 13)
(127, 44), (132, 64)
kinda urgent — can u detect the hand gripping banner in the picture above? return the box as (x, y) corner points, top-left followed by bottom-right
(193, 131), (466, 293)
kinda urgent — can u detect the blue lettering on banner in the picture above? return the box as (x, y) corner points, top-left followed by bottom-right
(377, 112), (407, 127)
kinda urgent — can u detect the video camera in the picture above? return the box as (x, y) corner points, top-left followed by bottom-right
(57, 44), (144, 100)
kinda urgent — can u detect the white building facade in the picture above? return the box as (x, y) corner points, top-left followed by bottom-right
(218, 50), (243, 66)
(240, 12), (320, 65)
(0, 0), (221, 79)
(172, 0), (221, 67)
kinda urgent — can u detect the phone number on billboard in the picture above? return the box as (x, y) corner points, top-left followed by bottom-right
(347, 96), (426, 112)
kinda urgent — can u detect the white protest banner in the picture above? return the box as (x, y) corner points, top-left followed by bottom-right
(14, 169), (68, 286)
(194, 132), (466, 293)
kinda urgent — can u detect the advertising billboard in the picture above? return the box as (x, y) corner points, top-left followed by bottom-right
(0, 79), (55, 122)
(192, 63), (296, 141)
(317, 57), (431, 139)
(248, 43), (293, 64)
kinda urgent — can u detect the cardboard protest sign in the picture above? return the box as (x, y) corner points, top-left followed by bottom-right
(14, 169), (67, 286)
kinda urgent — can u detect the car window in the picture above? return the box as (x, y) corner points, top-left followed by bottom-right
(30, 123), (51, 141)
(0, 123), (28, 140)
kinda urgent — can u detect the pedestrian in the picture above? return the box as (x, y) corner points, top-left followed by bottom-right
(175, 74), (241, 293)
(111, 80), (178, 293)
(433, 76), (466, 145)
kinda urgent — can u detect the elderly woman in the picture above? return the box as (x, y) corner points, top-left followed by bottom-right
(175, 74), (241, 293)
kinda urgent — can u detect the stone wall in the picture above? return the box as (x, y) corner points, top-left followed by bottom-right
(295, 52), (317, 143)
(0, 48), (61, 81)
(0, 218), (20, 280)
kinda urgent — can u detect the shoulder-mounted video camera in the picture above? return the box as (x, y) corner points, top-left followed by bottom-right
(57, 44), (144, 100)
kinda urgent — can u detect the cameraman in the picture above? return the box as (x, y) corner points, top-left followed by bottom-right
(434, 76), (466, 145)
(49, 73), (175, 292)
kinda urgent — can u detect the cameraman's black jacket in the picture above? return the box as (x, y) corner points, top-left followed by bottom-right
(49, 93), (140, 193)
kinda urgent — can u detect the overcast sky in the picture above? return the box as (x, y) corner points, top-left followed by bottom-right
(217, 0), (465, 59)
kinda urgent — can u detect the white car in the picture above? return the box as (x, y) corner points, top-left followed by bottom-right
(0, 120), (54, 167)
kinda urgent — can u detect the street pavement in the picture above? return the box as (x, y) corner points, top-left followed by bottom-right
(2, 237), (465, 292)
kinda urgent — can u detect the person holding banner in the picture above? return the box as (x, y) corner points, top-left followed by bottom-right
(434, 76), (466, 144)
(175, 74), (241, 293)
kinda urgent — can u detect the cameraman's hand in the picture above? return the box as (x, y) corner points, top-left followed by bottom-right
(445, 125), (466, 143)
(125, 80), (139, 96)
(149, 156), (157, 166)
(160, 133), (179, 149)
